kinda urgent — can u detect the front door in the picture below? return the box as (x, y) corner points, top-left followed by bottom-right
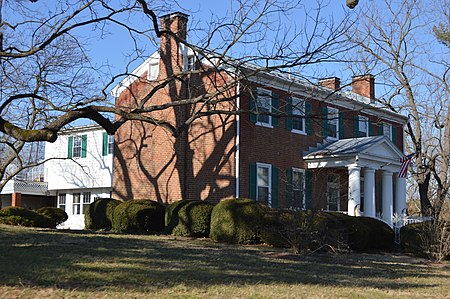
(327, 174), (340, 211)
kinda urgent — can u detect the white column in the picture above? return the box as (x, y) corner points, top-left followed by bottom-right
(363, 168), (376, 217)
(394, 174), (407, 217)
(348, 165), (361, 216)
(382, 171), (393, 226)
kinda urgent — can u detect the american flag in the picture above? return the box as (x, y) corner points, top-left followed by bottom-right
(399, 153), (414, 178)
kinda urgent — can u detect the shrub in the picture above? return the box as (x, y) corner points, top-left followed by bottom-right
(262, 210), (348, 253)
(0, 207), (51, 228)
(112, 200), (165, 233)
(85, 198), (121, 230)
(210, 198), (269, 244)
(36, 207), (68, 228)
(401, 220), (450, 261)
(165, 200), (214, 237)
(356, 216), (394, 250)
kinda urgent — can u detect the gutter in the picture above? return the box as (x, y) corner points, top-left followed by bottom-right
(235, 80), (240, 198)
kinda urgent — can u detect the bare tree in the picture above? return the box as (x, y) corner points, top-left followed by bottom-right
(347, 0), (450, 219)
(0, 0), (354, 190)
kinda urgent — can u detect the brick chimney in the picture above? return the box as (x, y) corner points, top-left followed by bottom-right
(158, 12), (189, 77)
(318, 77), (340, 90)
(351, 74), (375, 100)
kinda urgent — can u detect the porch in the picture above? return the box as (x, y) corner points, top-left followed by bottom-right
(304, 136), (406, 227)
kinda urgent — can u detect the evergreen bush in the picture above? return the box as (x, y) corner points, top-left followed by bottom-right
(36, 207), (68, 228)
(85, 198), (121, 230)
(0, 206), (51, 228)
(210, 198), (268, 244)
(112, 199), (165, 233)
(165, 200), (214, 237)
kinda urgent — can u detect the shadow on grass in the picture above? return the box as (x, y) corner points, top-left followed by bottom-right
(0, 225), (448, 293)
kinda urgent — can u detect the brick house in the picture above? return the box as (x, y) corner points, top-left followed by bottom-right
(112, 12), (408, 226)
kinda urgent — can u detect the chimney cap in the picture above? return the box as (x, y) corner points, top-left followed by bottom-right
(160, 12), (189, 21)
(351, 74), (374, 80)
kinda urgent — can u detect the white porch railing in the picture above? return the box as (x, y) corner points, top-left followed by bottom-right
(1, 179), (48, 195)
(393, 215), (433, 244)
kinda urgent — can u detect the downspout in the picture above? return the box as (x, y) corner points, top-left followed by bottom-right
(235, 81), (240, 198)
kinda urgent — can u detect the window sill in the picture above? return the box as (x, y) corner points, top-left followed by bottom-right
(256, 122), (273, 129)
(291, 129), (306, 135)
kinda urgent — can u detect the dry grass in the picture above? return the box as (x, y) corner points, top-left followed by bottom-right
(0, 224), (449, 298)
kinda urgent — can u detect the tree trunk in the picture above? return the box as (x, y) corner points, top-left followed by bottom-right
(418, 172), (433, 216)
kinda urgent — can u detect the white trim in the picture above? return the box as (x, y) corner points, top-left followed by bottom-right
(359, 115), (369, 137)
(254, 87), (273, 128)
(235, 82), (240, 198)
(291, 97), (306, 134)
(256, 162), (272, 207)
(327, 107), (339, 140)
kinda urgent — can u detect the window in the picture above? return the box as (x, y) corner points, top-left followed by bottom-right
(108, 135), (114, 154)
(255, 88), (272, 126)
(292, 98), (305, 133)
(149, 62), (159, 80)
(327, 107), (339, 139)
(383, 123), (392, 140)
(82, 192), (91, 214)
(327, 174), (340, 211)
(292, 169), (305, 209)
(58, 194), (66, 212)
(187, 55), (196, 71)
(72, 136), (82, 158)
(73, 193), (81, 215)
(257, 163), (271, 206)
(359, 116), (368, 137)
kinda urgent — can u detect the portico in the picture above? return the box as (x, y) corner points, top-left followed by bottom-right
(304, 136), (406, 227)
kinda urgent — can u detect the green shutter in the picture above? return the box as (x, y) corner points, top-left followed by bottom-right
(67, 136), (73, 159)
(271, 93), (279, 127)
(305, 169), (313, 210)
(378, 123), (384, 136)
(271, 166), (279, 208)
(285, 168), (293, 208)
(250, 88), (257, 124)
(369, 120), (374, 136)
(249, 163), (257, 200)
(102, 132), (108, 156)
(353, 116), (359, 138)
(81, 134), (87, 158)
(305, 102), (313, 135)
(285, 97), (293, 130)
(392, 126), (398, 145)
(339, 111), (345, 139)
(322, 106), (328, 138)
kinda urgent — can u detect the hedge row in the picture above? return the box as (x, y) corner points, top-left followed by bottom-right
(0, 206), (67, 228)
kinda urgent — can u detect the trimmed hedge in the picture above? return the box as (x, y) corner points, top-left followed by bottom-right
(0, 207), (51, 228)
(112, 200), (165, 233)
(165, 200), (214, 237)
(36, 207), (68, 228)
(210, 198), (269, 244)
(85, 198), (121, 230)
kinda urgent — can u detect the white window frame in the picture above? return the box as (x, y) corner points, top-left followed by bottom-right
(359, 116), (369, 137)
(326, 173), (340, 211)
(292, 97), (306, 134)
(187, 55), (196, 71)
(256, 162), (272, 207)
(383, 122), (392, 140)
(148, 62), (159, 80)
(327, 107), (339, 140)
(255, 87), (273, 128)
(108, 135), (114, 154)
(292, 168), (306, 209)
(58, 193), (66, 212)
(82, 192), (92, 214)
(72, 193), (81, 215)
(72, 136), (82, 158)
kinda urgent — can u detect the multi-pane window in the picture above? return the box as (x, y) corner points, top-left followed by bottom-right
(82, 192), (91, 214)
(359, 116), (368, 137)
(72, 193), (81, 215)
(292, 169), (305, 209)
(58, 194), (66, 212)
(257, 163), (271, 206)
(327, 174), (340, 211)
(72, 136), (82, 158)
(187, 55), (196, 71)
(292, 98), (305, 133)
(383, 123), (392, 140)
(327, 107), (339, 139)
(256, 88), (272, 126)
(108, 135), (114, 154)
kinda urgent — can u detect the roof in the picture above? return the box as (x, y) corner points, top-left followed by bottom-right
(304, 136), (403, 158)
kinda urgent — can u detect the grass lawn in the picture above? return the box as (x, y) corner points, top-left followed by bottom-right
(0, 224), (449, 298)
